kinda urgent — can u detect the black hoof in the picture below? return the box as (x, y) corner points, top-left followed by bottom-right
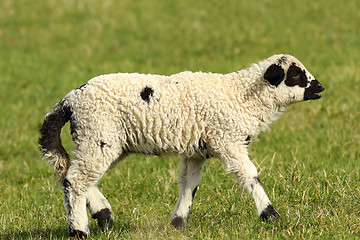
(92, 208), (113, 230)
(259, 205), (281, 222)
(69, 229), (88, 238)
(171, 216), (185, 228)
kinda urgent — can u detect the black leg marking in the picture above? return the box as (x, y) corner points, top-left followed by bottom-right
(62, 178), (71, 193)
(62, 179), (71, 206)
(260, 204), (281, 222)
(92, 208), (113, 230)
(250, 177), (261, 192)
(192, 186), (198, 200)
(140, 86), (154, 103)
(254, 176), (261, 185)
(171, 216), (185, 228)
(69, 229), (88, 238)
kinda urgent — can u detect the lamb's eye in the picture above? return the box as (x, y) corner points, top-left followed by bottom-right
(292, 75), (300, 82)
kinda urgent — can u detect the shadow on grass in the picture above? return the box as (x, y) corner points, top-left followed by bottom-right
(1, 221), (131, 239)
(1, 226), (68, 240)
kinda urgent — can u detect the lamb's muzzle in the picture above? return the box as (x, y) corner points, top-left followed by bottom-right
(304, 79), (325, 100)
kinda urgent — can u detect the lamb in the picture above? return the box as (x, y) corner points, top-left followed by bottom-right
(39, 54), (324, 238)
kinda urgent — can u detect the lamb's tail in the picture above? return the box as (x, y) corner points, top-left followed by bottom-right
(39, 100), (72, 184)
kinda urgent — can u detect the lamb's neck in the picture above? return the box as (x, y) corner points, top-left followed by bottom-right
(230, 65), (288, 132)
(247, 95), (287, 132)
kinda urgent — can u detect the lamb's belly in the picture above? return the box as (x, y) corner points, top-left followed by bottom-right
(123, 107), (205, 155)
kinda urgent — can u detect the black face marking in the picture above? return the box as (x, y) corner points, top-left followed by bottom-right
(140, 86), (154, 103)
(192, 186), (198, 200)
(285, 63), (308, 87)
(259, 204), (281, 222)
(92, 208), (113, 230)
(264, 64), (285, 87)
(277, 56), (288, 65)
(304, 79), (324, 101)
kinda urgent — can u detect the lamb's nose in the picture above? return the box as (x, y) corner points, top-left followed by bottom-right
(312, 79), (325, 92)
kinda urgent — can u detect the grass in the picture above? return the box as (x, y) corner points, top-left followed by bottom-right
(0, 0), (359, 239)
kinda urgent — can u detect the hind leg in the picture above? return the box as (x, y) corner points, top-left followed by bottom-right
(86, 185), (113, 230)
(63, 138), (123, 237)
(62, 169), (90, 238)
(171, 156), (206, 228)
(86, 154), (128, 230)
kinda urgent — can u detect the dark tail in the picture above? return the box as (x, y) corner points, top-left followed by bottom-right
(39, 100), (72, 184)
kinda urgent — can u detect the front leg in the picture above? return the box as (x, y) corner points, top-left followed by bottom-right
(248, 176), (281, 221)
(219, 145), (280, 221)
(171, 157), (206, 228)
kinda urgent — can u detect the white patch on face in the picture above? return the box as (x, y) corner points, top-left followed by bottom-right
(276, 82), (306, 104)
(290, 85), (306, 102)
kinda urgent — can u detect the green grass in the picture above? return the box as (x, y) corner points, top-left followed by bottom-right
(0, 0), (359, 239)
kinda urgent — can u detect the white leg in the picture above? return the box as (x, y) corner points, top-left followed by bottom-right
(63, 138), (122, 237)
(86, 185), (113, 230)
(171, 157), (206, 228)
(219, 145), (280, 221)
(63, 172), (90, 238)
(85, 153), (128, 230)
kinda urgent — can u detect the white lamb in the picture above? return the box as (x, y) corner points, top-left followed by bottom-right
(39, 54), (324, 238)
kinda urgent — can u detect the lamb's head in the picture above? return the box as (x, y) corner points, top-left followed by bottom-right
(261, 54), (324, 105)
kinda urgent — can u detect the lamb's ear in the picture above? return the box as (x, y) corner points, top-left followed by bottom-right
(264, 64), (285, 87)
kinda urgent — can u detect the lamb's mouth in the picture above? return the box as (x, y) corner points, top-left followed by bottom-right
(314, 91), (323, 98)
(315, 94), (322, 100)
(315, 93), (321, 98)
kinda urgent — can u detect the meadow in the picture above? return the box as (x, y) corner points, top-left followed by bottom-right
(0, 0), (359, 239)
